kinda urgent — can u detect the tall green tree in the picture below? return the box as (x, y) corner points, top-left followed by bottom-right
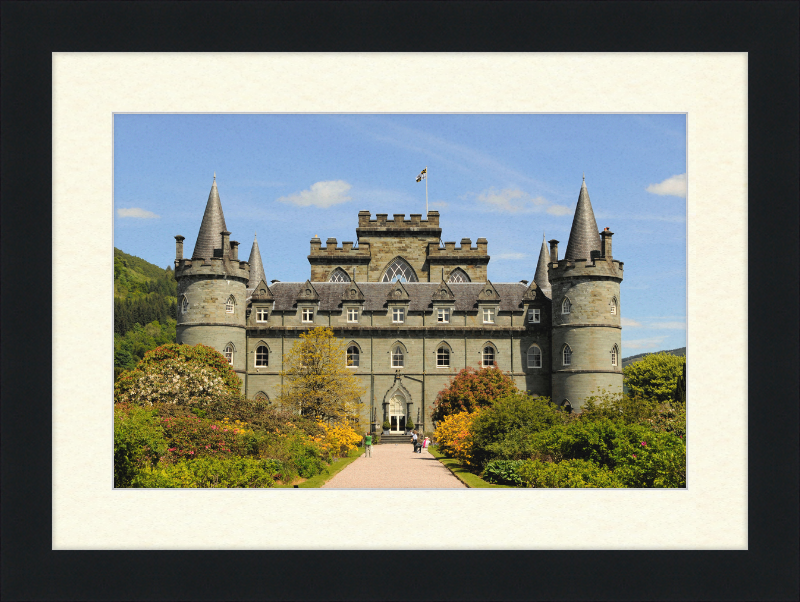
(623, 352), (686, 404)
(279, 327), (366, 422)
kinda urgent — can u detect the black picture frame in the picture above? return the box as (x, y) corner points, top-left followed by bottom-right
(2, 2), (797, 600)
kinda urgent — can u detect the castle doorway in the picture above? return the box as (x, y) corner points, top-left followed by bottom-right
(389, 394), (406, 433)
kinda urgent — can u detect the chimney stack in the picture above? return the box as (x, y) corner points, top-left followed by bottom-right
(548, 239), (559, 264)
(230, 240), (239, 261)
(175, 235), (185, 260)
(221, 231), (231, 256)
(600, 228), (614, 258)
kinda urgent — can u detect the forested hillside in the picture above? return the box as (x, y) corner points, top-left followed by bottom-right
(114, 248), (177, 378)
(622, 347), (685, 368)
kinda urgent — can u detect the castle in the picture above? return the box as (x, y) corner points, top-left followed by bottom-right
(173, 175), (624, 433)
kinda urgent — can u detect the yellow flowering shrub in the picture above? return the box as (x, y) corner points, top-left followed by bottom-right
(315, 421), (363, 459)
(434, 410), (480, 466)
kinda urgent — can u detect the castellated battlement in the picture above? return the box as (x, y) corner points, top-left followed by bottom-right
(309, 237), (371, 257)
(356, 210), (441, 230)
(549, 256), (624, 281)
(427, 237), (488, 257)
(174, 257), (251, 282)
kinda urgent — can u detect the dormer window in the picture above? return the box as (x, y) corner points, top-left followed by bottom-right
(527, 308), (540, 323)
(347, 308), (359, 323)
(437, 308), (450, 323)
(562, 298), (571, 314)
(302, 308), (314, 323)
(483, 308), (495, 324)
(392, 307), (405, 323)
(226, 296), (235, 313)
(256, 308), (268, 322)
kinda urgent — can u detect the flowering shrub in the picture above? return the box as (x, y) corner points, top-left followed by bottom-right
(517, 458), (623, 488)
(115, 358), (233, 408)
(133, 457), (284, 488)
(136, 343), (241, 394)
(315, 422), (363, 460)
(609, 425), (686, 487)
(434, 410), (480, 466)
(159, 414), (256, 461)
(431, 366), (518, 422)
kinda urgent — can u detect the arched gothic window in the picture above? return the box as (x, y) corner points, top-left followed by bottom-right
(447, 268), (471, 283)
(391, 346), (405, 368)
(347, 345), (360, 368)
(562, 297), (571, 314)
(254, 391), (269, 403)
(381, 257), (418, 283)
(482, 345), (496, 367)
(562, 344), (572, 366)
(527, 344), (542, 369)
(224, 343), (235, 365)
(329, 268), (351, 283)
(226, 295), (235, 313)
(562, 400), (573, 414)
(255, 345), (269, 367)
(611, 345), (618, 367)
(436, 345), (450, 367)
(180, 295), (188, 314)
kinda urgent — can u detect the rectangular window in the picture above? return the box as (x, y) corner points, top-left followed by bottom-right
(436, 347), (450, 367)
(611, 304), (617, 315)
(392, 307), (405, 323)
(347, 308), (358, 323)
(256, 308), (268, 322)
(302, 308), (313, 323)
(528, 308), (540, 323)
(437, 308), (450, 323)
(483, 308), (495, 324)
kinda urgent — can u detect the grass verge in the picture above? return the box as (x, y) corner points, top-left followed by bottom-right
(428, 447), (511, 488)
(276, 446), (365, 488)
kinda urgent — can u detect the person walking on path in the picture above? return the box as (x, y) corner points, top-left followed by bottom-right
(364, 432), (373, 457)
(411, 430), (421, 453)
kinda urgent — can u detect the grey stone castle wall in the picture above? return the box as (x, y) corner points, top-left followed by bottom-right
(549, 259), (623, 410)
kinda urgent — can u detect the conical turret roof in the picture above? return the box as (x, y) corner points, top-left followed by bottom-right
(191, 175), (228, 260)
(533, 233), (551, 298)
(564, 177), (601, 261)
(247, 234), (266, 289)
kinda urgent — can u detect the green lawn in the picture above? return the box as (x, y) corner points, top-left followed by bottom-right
(428, 447), (511, 488)
(276, 446), (364, 488)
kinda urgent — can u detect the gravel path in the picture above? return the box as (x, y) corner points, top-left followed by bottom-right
(322, 444), (466, 489)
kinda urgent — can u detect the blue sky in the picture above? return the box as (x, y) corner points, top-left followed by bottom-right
(114, 114), (686, 356)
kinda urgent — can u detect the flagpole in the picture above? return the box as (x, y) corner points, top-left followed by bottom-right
(425, 166), (428, 215)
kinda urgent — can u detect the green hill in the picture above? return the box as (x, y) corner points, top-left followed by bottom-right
(622, 347), (686, 368)
(114, 248), (178, 378)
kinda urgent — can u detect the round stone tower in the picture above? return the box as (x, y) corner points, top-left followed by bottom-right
(548, 177), (624, 412)
(173, 175), (250, 391)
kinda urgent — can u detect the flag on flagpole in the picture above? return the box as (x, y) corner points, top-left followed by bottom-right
(415, 168), (427, 182)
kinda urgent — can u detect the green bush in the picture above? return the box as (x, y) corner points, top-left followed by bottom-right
(623, 352), (686, 404)
(114, 404), (167, 487)
(482, 460), (524, 486)
(469, 393), (567, 466)
(517, 458), (623, 488)
(133, 456), (284, 488)
(580, 390), (659, 424)
(608, 424), (686, 488)
(528, 418), (620, 467)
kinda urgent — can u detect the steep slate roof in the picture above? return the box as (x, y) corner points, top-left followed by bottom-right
(533, 233), (552, 298)
(247, 234), (266, 290)
(564, 178), (601, 261)
(192, 176), (228, 260)
(268, 282), (530, 312)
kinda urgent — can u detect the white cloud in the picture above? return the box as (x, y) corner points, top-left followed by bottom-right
(117, 207), (159, 219)
(623, 336), (668, 351)
(429, 201), (449, 209)
(475, 188), (571, 215)
(277, 180), (352, 208)
(495, 252), (528, 260)
(646, 173), (687, 198)
(650, 321), (686, 330)
(621, 317), (641, 327)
